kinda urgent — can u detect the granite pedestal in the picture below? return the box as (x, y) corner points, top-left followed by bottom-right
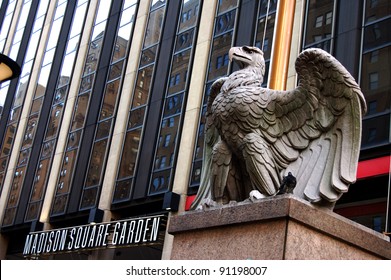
(168, 195), (391, 259)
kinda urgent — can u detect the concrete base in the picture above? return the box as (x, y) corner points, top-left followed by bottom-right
(168, 195), (391, 259)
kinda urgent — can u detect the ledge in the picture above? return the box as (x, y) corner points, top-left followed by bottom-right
(169, 195), (391, 259)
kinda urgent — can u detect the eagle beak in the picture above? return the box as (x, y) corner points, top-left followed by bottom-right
(229, 47), (248, 69)
(228, 47), (236, 62)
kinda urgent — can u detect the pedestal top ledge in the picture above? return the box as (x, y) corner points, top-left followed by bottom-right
(169, 195), (391, 259)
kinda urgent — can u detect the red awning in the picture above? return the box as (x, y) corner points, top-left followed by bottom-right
(357, 155), (391, 179)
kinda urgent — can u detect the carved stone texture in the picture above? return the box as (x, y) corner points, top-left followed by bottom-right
(191, 46), (366, 210)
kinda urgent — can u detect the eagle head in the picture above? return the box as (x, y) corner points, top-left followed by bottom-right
(229, 46), (265, 76)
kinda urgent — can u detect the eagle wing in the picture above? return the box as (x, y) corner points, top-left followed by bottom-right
(190, 78), (226, 209)
(257, 48), (366, 203)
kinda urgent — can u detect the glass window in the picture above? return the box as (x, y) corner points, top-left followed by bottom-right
(144, 7), (165, 48)
(0, 0), (50, 201)
(117, 129), (141, 180)
(361, 113), (390, 148)
(361, 47), (391, 115)
(71, 93), (90, 131)
(113, 179), (132, 202)
(214, 9), (236, 36)
(40, 140), (56, 159)
(80, 187), (98, 209)
(51, 194), (68, 215)
(365, 0), (391, 23)
(207, 32), (234, 81)
(30, 158), (50, 202)
(363, 18), (391, 52)
(85, 139), (108, 187)
(17, 148), (30, 167)
(132, 66), (153, 108)
(302, 0), (335, 52)
(20, 0), (90, 222)
(95, 119), (112, 139)
(148, 0), (201, 196)
(140, 45), (158, 67)
(175, 28), (194, 52)
(315, 15), (323, 27)
(369, 72), (379, 90)
(67, 130), (82, 150)
(22, 115), (38, 149)
(325, 11), (332, 24)
(128, 107), (146, 128)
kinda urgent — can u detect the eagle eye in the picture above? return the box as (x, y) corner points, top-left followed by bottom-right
(243, 47), (254, 54)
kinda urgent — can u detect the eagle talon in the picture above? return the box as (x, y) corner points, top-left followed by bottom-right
(249, 190), (267, 202)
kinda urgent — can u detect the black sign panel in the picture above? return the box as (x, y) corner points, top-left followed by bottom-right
(23, 214), (166, 257)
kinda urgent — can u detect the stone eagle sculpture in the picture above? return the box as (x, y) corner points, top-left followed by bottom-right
(191, 46), (366, 210)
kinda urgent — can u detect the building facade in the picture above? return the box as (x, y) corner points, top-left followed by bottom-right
(0, 0), (389, 259)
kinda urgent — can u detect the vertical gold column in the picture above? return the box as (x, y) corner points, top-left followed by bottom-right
(161, 0), (218, 260)
(268, 0), (296, 90)
(40, 0), (100, 223)
(98, 0), (151, 211)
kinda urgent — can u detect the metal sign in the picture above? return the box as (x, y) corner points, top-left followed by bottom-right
(23, 214), (166, 257)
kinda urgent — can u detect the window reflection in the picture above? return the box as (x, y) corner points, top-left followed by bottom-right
(113, 179), (132, 202)
(71, 93), (90, 131)
(80, 187), (98, 208)
(67, 130), (82, 150)
(302, 0), (334, 52)
(79, 0), (138, 209)
(218, 0), (237, 14)
(132, 66), (153, 108)
(30, 97), (43, 115)
(363, 17), (391, 52)
(175, 29), (194, 52)
(51, 194), (68, 215)
(41, 140), (55, 159)
(22, 0), (90, 222)
(96, 119), (112, 139)
(361, 115), (390, 147)
(85, 139), (107, 187)
(59, 52), (76, 82)
(0, 0), (17, 52)
(208, 32), (233, 81)
(45, 103), (64, 140)
(151, 170), (170, 193)
(140, 45), (158, 67)
(214, 10), (236, 36)
(6, 166), (26, 212)
(0, 0), (50, 207)
(128, 107), (146, 128)
(31, 158), (50, 201)
(360, 2), (391, 149)
(25, 202), (40, 221)
(22, 115), (38, 149)
(168, 51), (190, 94)
(56, 149), (77, 195)
(365, 0), (391, 23)
(100, 80), (120, 120)
(17, 148), (30, 166)
(144, 7), (165, 48)
(254, 1), (277, 75)
(150, 0), (201, 195)
(118, 129), (141, 179)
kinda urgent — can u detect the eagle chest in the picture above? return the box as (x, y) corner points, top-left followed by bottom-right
(211, 87), (260, 149)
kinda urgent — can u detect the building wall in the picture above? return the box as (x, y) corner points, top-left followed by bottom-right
(0, 0), (389, 260)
